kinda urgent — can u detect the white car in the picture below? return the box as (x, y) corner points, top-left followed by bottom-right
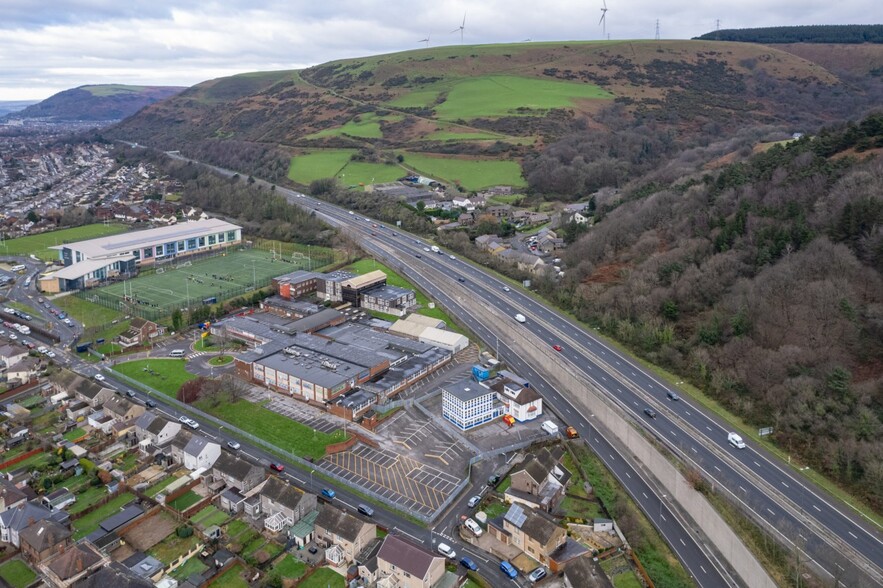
(348, 210), (354, 215)
(449, 254), (456, 260)
(47, 351), (56, 358)
(467, 495), (481, 508)
(437, 543), (456, 559)
(503, 286), (511, 292)
(464, 518), (483, 536)
(94, 374), (105, 382)
(9, 334), (17, 340)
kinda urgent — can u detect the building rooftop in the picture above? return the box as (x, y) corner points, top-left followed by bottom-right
(315, 503), (372, 543)
(361, 284), (411, 301)
(377, 535), (440, 580)
(50, 218), (240, 260)
(51, 256), (135, 281)
(72, 562), (154, 588)
(443, 378), (494, 403)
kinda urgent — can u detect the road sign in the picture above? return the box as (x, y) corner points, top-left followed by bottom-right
(758, 427), (773, 436)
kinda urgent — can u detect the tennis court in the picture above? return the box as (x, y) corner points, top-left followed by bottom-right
(89, 248), (307, 312)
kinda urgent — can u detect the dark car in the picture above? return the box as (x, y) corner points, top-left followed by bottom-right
(270, 463), (285, 472)
(145, 399), (157, 408)
(460, 557), (479, 571)
(126, 390), (136, 398)
(666, 391), (680, 401)
(487, 474), (500, 487)
(458, 277), (465, 283)
(308, 546), (318, 554)
(643, 408), (657, 419)
(416, 254), (422, 258)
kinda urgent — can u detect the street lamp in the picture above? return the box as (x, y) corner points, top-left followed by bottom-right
(310, 469), (315, 492)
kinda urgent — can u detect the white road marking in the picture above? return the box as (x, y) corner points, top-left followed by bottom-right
(767, 508), (775, 516)
(849, 531), (858, 539)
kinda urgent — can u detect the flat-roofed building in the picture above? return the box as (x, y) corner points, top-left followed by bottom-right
(441, 378), (502, 431)
(41, 219), (241, 292)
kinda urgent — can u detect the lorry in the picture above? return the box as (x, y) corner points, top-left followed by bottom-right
(514, 314), (526, 323)
(541, 421), (559, 435)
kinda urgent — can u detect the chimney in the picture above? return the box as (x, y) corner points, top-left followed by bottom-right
(76, 552), (84, 572)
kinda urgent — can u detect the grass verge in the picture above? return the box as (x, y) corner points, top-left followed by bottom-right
(0, 560), (37, 588)
(112, 358), (197, 397)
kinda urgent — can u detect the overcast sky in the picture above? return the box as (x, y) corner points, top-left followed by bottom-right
(0, 0), (877, 100)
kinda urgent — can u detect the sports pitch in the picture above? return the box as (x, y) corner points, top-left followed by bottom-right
(92, 248), (307, 310)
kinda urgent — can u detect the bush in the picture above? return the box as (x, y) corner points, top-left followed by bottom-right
(177, 526), (194, 538)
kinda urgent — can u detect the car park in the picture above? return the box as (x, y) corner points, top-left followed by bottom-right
(643, 408), (657, 419)
(460, 557), (478, 571)
(464, 518), (483, 536)
(528, 566), (547, 582)
(500, 561), (518, 579)
(321, 488), (336, 499)
(227, 441), (241, 450)
(467, 495), (481, 508)
(270, 463), (285, 472)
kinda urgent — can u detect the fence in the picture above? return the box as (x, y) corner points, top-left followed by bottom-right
(0, 448), (43, 471)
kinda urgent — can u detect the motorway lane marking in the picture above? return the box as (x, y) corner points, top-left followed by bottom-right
(661, 514), (666, 521)
(691, 447), (697, 454)
(680, 538), (686, 546)
(767, 508), (775, 516)
(849, 531), (859, 539)
(706, 426), (712, 432)
(738, 486), (746, 494)
(754, 461), (762, 467)
(625, 472), (631, 478)
(812, 504), (821, 512)
(685, 411), (691, 416)
(700, 565), (707, 574)
(670, 431), (677, 437)
(642, 492), (648, 499)
(781, 481), (789, 489)
(713, 465), (721, 472)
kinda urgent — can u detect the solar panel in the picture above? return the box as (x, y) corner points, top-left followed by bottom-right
(504, 503), (527, 528)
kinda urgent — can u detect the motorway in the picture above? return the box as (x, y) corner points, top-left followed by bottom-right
(286, 191), (883, 587)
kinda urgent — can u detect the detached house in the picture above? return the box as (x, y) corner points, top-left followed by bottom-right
(489, 377), (543, 422)
(0, 501), (69, 547)
(490, 503), (566, 566)
(313, 503), (375, 565)
(118, 318), (161, 349)
(260, 476), (317, 533)
(376, 535), (445, 588)
(505, 447), (569, 512)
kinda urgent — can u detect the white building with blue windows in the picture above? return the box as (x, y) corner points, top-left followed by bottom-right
(441, 378), (503, 431)
(40, 218), (241, 292)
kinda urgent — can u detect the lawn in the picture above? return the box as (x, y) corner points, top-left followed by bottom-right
(170, 556), (208, 581)
(68, 486), (108, 515)
(211, 563), (248, 588)
(0, 559), (37, 588)
(345, 259), (462, 332)
(300, 567), (345, 588)
(54, 294), (123, 328)
(288, 149), (355, 185)
(168, 490), (202, 511)
(146, 475), (179, 497)
(489, 193), (526, 205)
(191, 505), (228, 528)
(482, 500), (508, 519)
(560, 495), (603, 520)
(403, 152), (525, 190)
(244, 537), (283, 565)
(0, 223), (128, 261)
(1, 451), (51, 473)
(195, 398), (345, 460)
(226, 519), (249, 539)
(112, 358), (197, 397)
(273, 554), (307, 579)
(209, 355), (234, 366)
(63, 427), (87, 442)
(433, 75), (612, 120)
(148, 531), (203, 565)
(72, 492), (135, 539)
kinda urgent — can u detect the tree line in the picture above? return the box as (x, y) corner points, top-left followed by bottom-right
(695, 25), (883, 44)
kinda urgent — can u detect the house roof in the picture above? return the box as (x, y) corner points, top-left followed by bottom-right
(213, 452), (262, 483)
(563, 553), (612, 587)
(72, 561), (154, 588)
(288, 509), (319, 540)
(47, 543), (102, 580)
(0, 479), (27, 507)
(183, 435), (216, 457)
(315, 503), (371, 543)
(122, 551), (164, 577)
(76, 379), (112, 400)
(377, 535), (440, 579)
(513, 448), (559, 485)
(129, 318), (155, 330)
(99, 503), (142, 532)
(0, 501), (54, 531)
(0, 343), (27, 358)
(504, 503), (564, 546)
(104, 396), (134, 417)
(19, 519), (71, 551)
(261, 476), (310, 512)
(134, 412), (156, 430)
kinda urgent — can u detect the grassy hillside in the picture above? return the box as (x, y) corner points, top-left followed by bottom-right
(109, 39), (855, 188)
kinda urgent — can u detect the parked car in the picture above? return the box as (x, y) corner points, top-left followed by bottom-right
(460, 557), (478, 571)
(227, 441), (241, 451)
(308, 546), (318, 554)
(178, 416), (189, 424)
(186, 420), (199, 429)
(528, 566), (547, 582)
(321, 488), (336, 499)
(464, 518), (483, 536)
(145, 399), (157, 408)
(487, 474), (500, 487)
(269, 463), (285, 472)
(500, 561), (518, 579)
(126, 390), (136, 398)
(467, 495), (481, 508)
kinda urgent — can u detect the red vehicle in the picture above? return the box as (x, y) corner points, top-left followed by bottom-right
(269, 463), (285, 472)
(552, 344), (563, 352)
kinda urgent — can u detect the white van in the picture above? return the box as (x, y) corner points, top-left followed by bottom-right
(541, 421), (559, 436)
(728, 432), (746, 449)
(437, 543), (456, 559)
(514, 313), (526, 323)
(169, 349), (186, 358)
(10, 264), (26, 272)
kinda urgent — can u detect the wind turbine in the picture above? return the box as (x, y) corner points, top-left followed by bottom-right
(418, 32), (431, 48)
(451, 11), (466, 44)
(599, 0), (608, 37)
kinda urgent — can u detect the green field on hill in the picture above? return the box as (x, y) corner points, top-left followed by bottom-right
(0, 223), (128, 261)
(306, 112), (403, 139)
(288, 149), (403, 187)
(403, 152), (525, 190)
